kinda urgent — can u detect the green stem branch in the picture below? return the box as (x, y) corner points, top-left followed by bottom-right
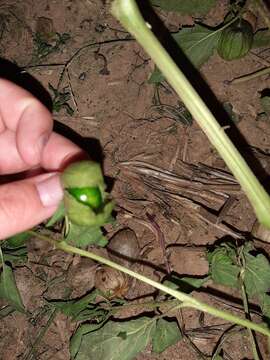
(28, 230), (270, 338)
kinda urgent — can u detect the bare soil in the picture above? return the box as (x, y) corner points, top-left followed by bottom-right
(1, 0), (270, 359)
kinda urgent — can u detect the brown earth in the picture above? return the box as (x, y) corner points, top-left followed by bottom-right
(0, 0), (270, 359)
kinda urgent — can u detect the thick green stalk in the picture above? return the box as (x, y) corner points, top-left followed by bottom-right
(111, 0), (270, 228)
(28, 231), (270, 338)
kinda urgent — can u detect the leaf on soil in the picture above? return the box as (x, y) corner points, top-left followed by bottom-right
(260, 95), (270, 116)
(1, 233), (28, 266)
(0, 258), (25, 313)
(163, 275), (209, 293)
(222, 102), (240, 123)
(258, 293), (270, 320)
(66, 222), (108, 248)
(149, 24), (221, 83)
(208, 244), (240, 288)
(252, 29), (270, 48)
(70, 323), (107, 360)
(1, 247), (28, 266)
(49, 290), (108, 321)
(152, 318), (182, 353)
(3, 231), (32, 248)
(242, 246), (270, 298)
(46, 201), (65, 227)
(73, 317), (156, 360)
(150, 0), (216, 15)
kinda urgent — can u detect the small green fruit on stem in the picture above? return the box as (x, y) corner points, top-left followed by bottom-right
(217, 19), (253, 61)
(61, 160), (114, 226)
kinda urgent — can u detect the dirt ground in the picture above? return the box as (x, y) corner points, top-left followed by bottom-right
(1, 0), (270, 359)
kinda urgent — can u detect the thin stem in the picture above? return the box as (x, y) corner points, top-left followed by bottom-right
(28, 230), (270, 338)
(229, 67), (270, 84)
(240, 276), (261, 359)
(111, 0), (270, 228)
(22, 308), (57, 360)
(239, 249), (261, 360)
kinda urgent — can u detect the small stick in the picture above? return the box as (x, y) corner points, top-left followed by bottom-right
(228, 67), (270, 85)
(146, 212), (171, 274)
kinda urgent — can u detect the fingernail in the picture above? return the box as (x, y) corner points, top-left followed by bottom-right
(36, 174), (63, 207)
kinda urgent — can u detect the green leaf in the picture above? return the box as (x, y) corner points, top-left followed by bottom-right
(222, 102), (240, 123)
(148, 66), (166, 83)
(252, 29), (270, 48)
(46, 201), (65, 227)
(242, 248), (270, 298)
(3, 232), (32, 248)
(66, 223), (108, 248)
(74, 317), (156, 360)
(152, 318), (182, 353)
(260, 95), (270, 116)
(149, 24), (221, 83)
(163, 275), (209, 294)
(208, 244), (240, 288)
(70, 323), (107, 359)
(258, 293), (270, 320)
(49, 290), (108, 321)
(150, 0), (216, 15)
(1, 247), (28, 266)
(0, 259), (25, 313)
(1, 234), (28, 266)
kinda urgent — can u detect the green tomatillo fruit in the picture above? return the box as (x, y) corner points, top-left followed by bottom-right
(67, 186), (102, 209)
(61, 160), (114, 226)
(217, 19), (253, 61)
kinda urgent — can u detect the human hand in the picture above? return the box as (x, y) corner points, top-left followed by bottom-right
(0, 79), (84, 239)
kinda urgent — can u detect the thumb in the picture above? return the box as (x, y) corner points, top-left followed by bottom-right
(0, 173), (63, 240)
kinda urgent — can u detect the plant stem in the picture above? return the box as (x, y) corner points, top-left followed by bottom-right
(111, 0), (270, 228)
(28, 230), (270, 338)
(240, 273), (261, 360)
(239, 249), (261, 360)
(229, 67), (270, 84)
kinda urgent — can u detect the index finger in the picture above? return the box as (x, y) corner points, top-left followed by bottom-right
(0, 79), (53, 166)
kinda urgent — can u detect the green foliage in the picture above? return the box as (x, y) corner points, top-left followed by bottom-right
(243, 249), (270, 298)
(33, 31), (70, 60)
(208, 242), (270, 321)
(0, 251), (25, 313)
(3, 232), (32, 248)
(150, 0), (216, 15)
(149, 24), (221, 83)
(217, 19), (253, 61)
(71, 317), (156, 360)
(152, 318), (182, 353)
(208, 243), (240, 288)
(1, 232), (29, 266)
(49, 83), (74, 116)
(49, 290), (109, 321)
(66, 223), (108, 248)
